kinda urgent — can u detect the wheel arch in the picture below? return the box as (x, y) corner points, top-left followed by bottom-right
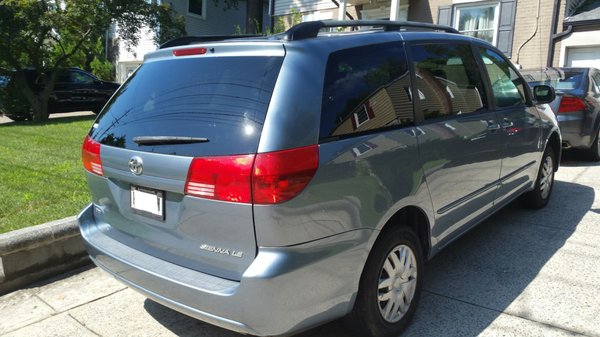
(547, 131), (561, 171)
(376, 205), (431, 261)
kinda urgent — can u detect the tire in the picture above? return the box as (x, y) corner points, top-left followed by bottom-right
(584, 129), (600, 162)
(523, 146), (555, 209)
(346, 227), (424, 337)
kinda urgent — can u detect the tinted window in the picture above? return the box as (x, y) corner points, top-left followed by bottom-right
(189, 0), (203, 16)
(71, 71), (95, 84)
(90, 56), (283, 157)
(320, 42), (413, 140)
(57, 72), (71, 83)
(479, 48), (527, 108)
(410, 43), (486, 120)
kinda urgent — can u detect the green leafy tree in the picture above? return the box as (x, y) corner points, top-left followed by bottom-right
(0, 0), (186, 121)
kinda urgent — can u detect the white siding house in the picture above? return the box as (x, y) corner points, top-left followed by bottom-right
(112, 0), (246, 83)
(114, 26), (158, 84)
(274, 0), (409, 25)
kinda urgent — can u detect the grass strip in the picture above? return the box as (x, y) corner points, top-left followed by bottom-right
(0, 115), (94, 233)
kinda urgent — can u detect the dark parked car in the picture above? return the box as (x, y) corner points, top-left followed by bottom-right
(0, 68), (120, 121)
(0, 75), (8, 113)
(78, 21), (560, 337)
(521, 67), (600, 161)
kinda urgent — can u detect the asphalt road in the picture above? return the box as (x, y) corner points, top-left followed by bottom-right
(1, 158), (599, 337)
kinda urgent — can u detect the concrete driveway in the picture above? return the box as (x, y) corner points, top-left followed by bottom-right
(1, 159), (599, 337)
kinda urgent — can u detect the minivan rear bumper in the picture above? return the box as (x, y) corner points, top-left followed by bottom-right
(78, 203), (372, 336)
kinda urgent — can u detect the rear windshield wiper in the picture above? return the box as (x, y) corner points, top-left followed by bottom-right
(133, 136), (209, 145)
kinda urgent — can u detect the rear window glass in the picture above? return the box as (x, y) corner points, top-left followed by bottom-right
(320, 42), (413, 140)
(90, 56), (283, 157)
(521, 69), (584, 91)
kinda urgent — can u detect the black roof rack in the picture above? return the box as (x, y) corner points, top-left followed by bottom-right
(159, 35), (265, 49)
(282, 20), (459, 41)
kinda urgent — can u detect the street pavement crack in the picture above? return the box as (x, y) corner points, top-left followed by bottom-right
(68, 312), (102, 337)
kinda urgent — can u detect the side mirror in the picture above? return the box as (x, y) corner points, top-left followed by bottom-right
(533, 85), (556, 104)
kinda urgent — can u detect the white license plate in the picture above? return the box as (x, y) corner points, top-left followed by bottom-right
(130, 186), (164, 220)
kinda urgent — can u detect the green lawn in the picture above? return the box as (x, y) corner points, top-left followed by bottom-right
(0, 115), (95, 233)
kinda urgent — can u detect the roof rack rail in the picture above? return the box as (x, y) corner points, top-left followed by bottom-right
(282, 20), (459, 41)
(159, 35), (265, 49)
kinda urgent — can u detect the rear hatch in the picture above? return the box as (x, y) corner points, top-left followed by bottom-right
(84, 42), (285, 280)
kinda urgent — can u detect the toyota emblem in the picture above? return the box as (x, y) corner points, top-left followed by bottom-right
(129, 156), (143, 175)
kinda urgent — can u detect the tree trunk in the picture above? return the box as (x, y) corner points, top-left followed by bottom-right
(246, 0), (263, 34)
(30, 99), (50, 122)
(13, 71), (51, 122)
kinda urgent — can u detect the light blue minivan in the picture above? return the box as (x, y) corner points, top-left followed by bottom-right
(78, 20), (560, 337)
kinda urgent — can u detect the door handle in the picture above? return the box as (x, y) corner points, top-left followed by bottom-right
(501, 119), (514, 128)
(486, 120), (500, 131)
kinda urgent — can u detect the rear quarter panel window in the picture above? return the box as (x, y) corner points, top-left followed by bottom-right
(320, 42), (413, 140)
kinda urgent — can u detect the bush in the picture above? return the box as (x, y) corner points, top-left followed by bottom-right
(90, 57), (114, 81)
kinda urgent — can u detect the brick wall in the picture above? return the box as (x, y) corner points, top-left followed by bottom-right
(512, 0), (566, 69)
(410, 0), (567, 69)
(409, 0), (451, 23)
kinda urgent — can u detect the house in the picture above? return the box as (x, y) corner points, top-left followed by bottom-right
(559, 0), (600, 69)
(111, 0), (247, 83)
(273, 0), (600, 69)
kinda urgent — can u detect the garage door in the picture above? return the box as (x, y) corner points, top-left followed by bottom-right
(566, 46), (600, 69)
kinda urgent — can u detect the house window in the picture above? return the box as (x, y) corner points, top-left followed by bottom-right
(454, 3), (499, 44)
(353, 102), (374, 129)
(188, 0), (206, 18)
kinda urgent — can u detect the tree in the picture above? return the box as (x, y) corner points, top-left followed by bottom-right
(0, 0), (186, 122)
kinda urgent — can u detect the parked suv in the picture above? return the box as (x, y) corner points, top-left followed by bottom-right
(78, 21), (560, 337)
(0, 68), (119, 121)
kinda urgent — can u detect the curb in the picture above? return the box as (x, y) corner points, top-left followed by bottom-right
(0, 216), (90, 295)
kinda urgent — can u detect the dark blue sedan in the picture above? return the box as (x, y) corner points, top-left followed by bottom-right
(522, 67), (600, 161)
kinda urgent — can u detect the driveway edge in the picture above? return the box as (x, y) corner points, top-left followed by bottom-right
(0, 217), (90, 295)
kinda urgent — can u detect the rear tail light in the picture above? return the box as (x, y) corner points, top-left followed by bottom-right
(185, 154), (255, 203)
(82, 135), (104, 176)
(253, 145), (319, 204)
(558, 96), (586, 113)
(184, 145), (319, 204)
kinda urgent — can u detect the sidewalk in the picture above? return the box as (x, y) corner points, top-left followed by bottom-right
(0, 111), (94, 125)
(1, 160), (599, 337)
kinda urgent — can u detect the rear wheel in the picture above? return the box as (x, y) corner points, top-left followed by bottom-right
(584, 129), (600, 162)
(347, 227), (423, 337)
(523, 146), (555, 209)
